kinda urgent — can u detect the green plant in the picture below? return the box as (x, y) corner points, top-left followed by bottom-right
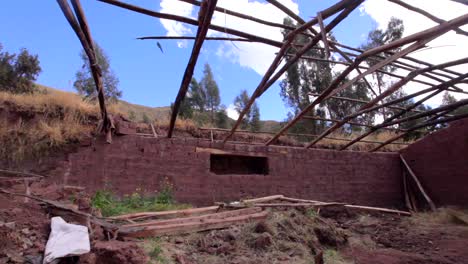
(143, 238), (168, 264)
(91, 189), (190, 217)
(323, 249), (353, 264)
(306, 208), (318, 219)
(155, 177), (174, 204)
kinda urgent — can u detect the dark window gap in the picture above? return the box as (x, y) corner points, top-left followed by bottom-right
(210, 154), (269, 175)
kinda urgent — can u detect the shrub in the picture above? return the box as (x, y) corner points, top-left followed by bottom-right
(0, 44), (41, 94)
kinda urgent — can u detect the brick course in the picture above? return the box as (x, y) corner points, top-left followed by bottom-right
(46, 135), (403, 207)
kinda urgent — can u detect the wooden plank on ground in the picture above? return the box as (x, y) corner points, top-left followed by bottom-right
(123, 207), (262, 228)
(344, 205), (411, 216)
(280, 197), (322, 204)
(109, 206), (220, 220)
(243, 195), (284, 204)
(255, 202), (344, 208)
(120, 211), (268, 238)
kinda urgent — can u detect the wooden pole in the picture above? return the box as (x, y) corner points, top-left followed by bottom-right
(389, 0), (468, 37)
(224, 1), (363, 143)
(58, 0), (111, 133)
(98, 0), (283, 48)
(400, 155), (436, 211)
(305, 59), (468, 148)
(268, 14), (468, 146)
(370, 111), (468, 152)
(168, 0), (218, 137)
(316, 12), (330, 58)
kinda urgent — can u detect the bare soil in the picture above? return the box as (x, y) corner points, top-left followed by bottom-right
(1, 181), (467, 264)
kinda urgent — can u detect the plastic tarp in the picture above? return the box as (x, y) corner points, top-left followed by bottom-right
(43, 217), (90, 263)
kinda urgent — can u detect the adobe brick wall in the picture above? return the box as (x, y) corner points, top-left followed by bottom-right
(401, 118), (468, 206)
(47, 135), (404, 207)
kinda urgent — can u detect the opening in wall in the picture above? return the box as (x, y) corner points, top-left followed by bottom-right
(210, 154), (269, 175)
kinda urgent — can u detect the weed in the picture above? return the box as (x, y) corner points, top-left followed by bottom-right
(307, 208), (319, 219)
(91, 189), (190, 217)
(142, 238), (169, 264)
(323, 249), (353, 264)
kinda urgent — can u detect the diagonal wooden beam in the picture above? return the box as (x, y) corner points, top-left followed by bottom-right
(98, 0), (283, 48)
(316, 12), (330, 58)
(340, 73), (468, 150)
(179, 0), (289, 30)
(167, 0), (218, 137)
(302, 115), (412, 132)
(223, 0), (361, 143)
(389, 0), (468, 37)
(58, 0), (110, 134)
(137, 36), (252, 42)
(267, 14), (468, 146)
(305, 58), (468, 148)
(370, 108), (460, 152)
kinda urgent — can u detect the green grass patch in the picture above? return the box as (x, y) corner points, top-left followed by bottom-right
(142, 238), (169, 264)
(91, 189), (191, 217)
(323, 249), (353, 264)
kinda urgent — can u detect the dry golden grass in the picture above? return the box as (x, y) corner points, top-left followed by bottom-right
(406, 208), (468, 227)
(0, 88), (100, 163)
(317, 130), (412, 152)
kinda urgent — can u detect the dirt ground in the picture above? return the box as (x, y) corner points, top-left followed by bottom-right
(1, 181), (467, 264)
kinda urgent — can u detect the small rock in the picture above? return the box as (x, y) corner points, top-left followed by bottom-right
(174, 237), (184, 244)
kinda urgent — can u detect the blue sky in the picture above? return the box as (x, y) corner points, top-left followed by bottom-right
(0, 0), (376, 121)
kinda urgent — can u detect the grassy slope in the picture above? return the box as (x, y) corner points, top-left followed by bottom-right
(37, 84), (171, 122)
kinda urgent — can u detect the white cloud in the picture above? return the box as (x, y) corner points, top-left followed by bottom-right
(159, 0), (299, 75)
(159, 1), (195, 48)
(361, 0), (468, 107)
(208, 0), (298, 75)
(226, 104), (239, 119)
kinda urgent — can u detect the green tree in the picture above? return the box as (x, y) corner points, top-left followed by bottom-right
(442, 91), (457, 106)
(142, 113), (151, 124)
(0, 44), (41, 94)
(441, 91), (468, 115)
(200, 63), (220, 123)
(250, 103), (261, 132)
(215, 106), (229, 129)
(233, 90), (252, 129)
(361, 17), (404, 118)
(189, 77), (206, 111)
(233, 89), (261, 131)
(279, 18), (335, 136)
(74, 43), (122, 103)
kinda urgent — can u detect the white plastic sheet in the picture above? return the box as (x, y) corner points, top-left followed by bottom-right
(43, 217), (90, 264)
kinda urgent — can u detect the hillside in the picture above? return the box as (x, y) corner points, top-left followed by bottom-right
(37, 84), (171, 122)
